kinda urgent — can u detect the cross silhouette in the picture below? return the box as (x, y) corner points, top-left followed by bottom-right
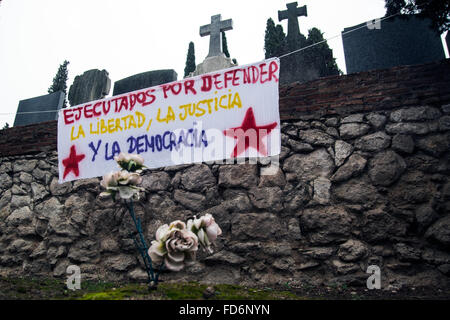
(278, 2), (308, 39)
(200, 14), (233, 58)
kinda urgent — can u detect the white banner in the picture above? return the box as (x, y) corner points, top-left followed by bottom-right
(58, 58), (281, 182)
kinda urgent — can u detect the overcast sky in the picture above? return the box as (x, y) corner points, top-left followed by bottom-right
(0, 0), (447, 128)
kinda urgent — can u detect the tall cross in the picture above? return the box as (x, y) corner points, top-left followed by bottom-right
(200, 14), (233, 58)
(278, 2), (308, 39)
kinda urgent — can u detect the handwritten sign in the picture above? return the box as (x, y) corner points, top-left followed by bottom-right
(58, 58), (281, 183)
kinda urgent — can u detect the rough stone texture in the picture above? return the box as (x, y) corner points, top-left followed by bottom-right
(366, 113), (387, 129)
(259, 168), (286, 187)
(218, 164), (258, 189)
(248, 187), (283, 211)
(299, 129), (334, 146)
(439, 115), (450, 131)
(388, 171), (432, 206)
(394, 243), (422, 262)
(313, 177), (331, 204)
(355, 131), (391, 152)
(1, 65), (450, 291)
(342, 114), (364, 124)
(181, 165), (216, 192)
(362, 206), (408, 243)
(193, 55), (236, 76)
(231, 213), (285, 241)
(392, 134), (415, 154)
(300, 206), (353, 245)
(204, 251), (245, 266)
(6, 207), (33, 226)
(173, 190), (207, 212)
(390, 106), (442, 123)
(339, 123), (370, 139)
(68, 69), (111, 106)
(283, 148), (335, 181)
(368, 150), (406, 186)
(415, 134), (450, 157)
(415, 204), (438, 232)
(334, 140), (354, 167)
(331, 154), (367, 182)
(334, 177), (379, 205)
(338, 239), (368, 262)
(425, 216), (450, 246)
(104, 255), (137, 272)
(386, 122), (437, 135)
(288, 140), (314, 153)
(141, 172), (170, 191)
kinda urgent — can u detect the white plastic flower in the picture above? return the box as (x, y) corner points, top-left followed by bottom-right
(187, 213), (222, 253)
(148, 221), (198, 271)
(114, 152), (145, 172)
(100, 170), (144, 200)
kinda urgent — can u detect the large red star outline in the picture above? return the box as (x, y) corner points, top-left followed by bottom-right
(62, 145), (86, 179)
(223, 107), (278, 158)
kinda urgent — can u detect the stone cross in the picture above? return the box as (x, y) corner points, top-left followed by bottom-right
(200, 14), (233, 58)
(278, 2), (308, 39)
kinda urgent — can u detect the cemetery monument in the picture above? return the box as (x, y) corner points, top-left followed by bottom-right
(191, 14), (236, 76)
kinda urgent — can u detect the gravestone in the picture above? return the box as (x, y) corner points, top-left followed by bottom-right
(342, 15), (446, 74)
(278, 1), (307, 45)
(277, 2), (320, 84)
(13, 91), (64, 127)
(113, 70), (177, 96)
(68, 69), (111, 106)
(191, 14), (236, 76)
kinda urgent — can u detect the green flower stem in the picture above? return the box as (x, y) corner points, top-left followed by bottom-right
(125, 200), (161, 288)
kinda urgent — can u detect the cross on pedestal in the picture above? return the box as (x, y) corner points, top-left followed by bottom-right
(278, 2), (307, 39)
(200, 14), (233, 58)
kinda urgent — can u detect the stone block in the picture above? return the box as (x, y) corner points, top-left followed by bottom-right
(68, 69), (111, 106)
(342, 15), (445, 74)
(14, 91), (64, 127)
(113, 70), (177, 96)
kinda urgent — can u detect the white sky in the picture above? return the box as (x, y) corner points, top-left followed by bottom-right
(0, 0), (447, 128)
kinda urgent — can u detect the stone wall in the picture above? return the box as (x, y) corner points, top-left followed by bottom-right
(1, 60), (450, 290)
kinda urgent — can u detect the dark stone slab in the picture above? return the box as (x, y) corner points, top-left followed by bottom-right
(13, 91), (64, 127)
(278, 2), (307, 42)
(68, 69), (111, 106)
(112, 70), (177, 96)
(342, 15), (445, 74)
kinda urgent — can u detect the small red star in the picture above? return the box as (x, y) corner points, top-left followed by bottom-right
(62, 145), (85, 179)
(223, 107), (278, 158)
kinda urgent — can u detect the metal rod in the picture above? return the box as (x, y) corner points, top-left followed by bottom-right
(125, 200), (160, 287)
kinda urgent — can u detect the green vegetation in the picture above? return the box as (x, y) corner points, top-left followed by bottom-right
(385, 0), (449, 33)
(0, 276), (306, 300)
(1, 276), (446, 300)
(48, 60), (69, 107)
(183, 42), (196, 78)
(264, 18), (286, 59)
(222, 31), (230, 58)
(263, 18), (341, 77)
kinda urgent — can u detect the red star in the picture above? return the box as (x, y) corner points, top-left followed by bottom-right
(223, 107), (278, 158)
(62, 145), (85, 179)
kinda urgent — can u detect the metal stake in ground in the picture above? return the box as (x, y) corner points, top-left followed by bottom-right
(125, 200), (162, 290)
